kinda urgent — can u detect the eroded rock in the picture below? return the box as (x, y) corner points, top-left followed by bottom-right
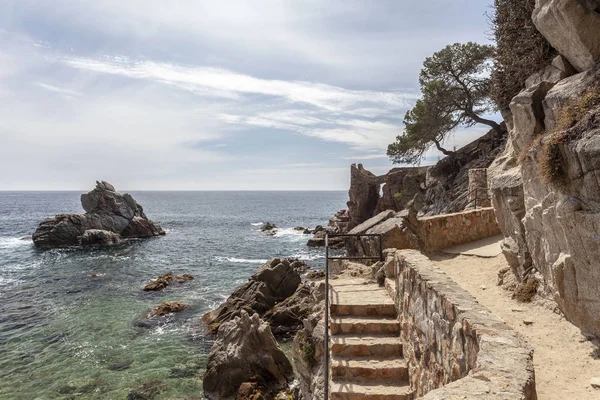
(533, 0), (600, 72)
(203, 311), (294, 400)
(32, 181), (165, 249)
(202, 258), (305, 334)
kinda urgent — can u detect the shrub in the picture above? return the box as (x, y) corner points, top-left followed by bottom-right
(490, 0), (556, 111)
(538, 87), (600, 186)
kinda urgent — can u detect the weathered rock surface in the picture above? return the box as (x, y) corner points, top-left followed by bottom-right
(32, 181), (165, 249)
(489, 8), (600, 337)
(326, 131), (506, 237)
(264, 282), (314, 336)
(143, 272), (194, 291)
(292, 284), (326, 400)
(533, 0), (600, 72)
(202, 258), (307, 334)
(203, 311), (294, 400)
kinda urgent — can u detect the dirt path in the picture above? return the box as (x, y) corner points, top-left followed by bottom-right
(432, 253), (600, 400)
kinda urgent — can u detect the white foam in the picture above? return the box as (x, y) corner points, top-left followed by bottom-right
(251, 222), (263, 226)
(215, 256), (268, 264)
(273, 228), (307, 239)
(0, 236), (32, 250)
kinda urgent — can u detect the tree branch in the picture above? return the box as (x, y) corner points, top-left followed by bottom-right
(432, 138), (455, 156)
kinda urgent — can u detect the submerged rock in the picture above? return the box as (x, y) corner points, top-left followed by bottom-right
(203, 311), (294, 400)
(153, 301), (188, 317)
(32, 181), (165, 250)
(260, 222), (277, 235)
(127, 380), (166, 400)
(143, 272), (194, 291)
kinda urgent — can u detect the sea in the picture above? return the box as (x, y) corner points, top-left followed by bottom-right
(0, 191), (347, 399)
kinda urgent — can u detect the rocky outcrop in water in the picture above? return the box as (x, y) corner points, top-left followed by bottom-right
(202, 258), (309, 335)
(32, 181), (165, 249)
(490, 0), (600, 337)
(143, 272), (194, 291)
(203, 310), (294, 400)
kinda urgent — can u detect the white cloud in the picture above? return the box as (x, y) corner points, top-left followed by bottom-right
(60, 56), (417, 114)
(34, 82), (82, 98)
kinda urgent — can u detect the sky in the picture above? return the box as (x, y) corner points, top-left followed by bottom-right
(0, 0), (495, 190)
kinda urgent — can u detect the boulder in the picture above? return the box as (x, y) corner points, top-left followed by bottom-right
(260, 222), (277, 235)
(202, 258), (304, 334)
(143, 272), (194, 291)
(203, 311), (294, 400)
(533, 0), (600, 72)
(32, 181), (165, 249)
(264, 282), (315, 336)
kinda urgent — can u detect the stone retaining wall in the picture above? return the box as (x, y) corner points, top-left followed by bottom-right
(348, 208), (501, 258)
(419, 207), (500, 252)
(384, 249), (537, 399)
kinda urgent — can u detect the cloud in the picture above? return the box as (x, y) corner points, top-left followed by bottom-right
(60, 56), (418, 114)
(34, 82), (82, 98)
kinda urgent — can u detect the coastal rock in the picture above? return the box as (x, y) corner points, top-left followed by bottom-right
(264, 282), (315, 337)
(260, 222), (277, 235)
(32, 181), (165, 249)
(143, 272), (194, 291)
(152, 301), (188, 317)
(533, 0), (600, 72)
(202, 258), (305, 334)
(203, 311), (294, 400)
(293, 289), (326, 400)
(78, 229), (122, 246)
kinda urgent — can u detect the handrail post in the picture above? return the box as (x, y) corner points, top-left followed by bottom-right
(474, 187), (478, 209)
(379, 234), (383, 262)
(324, 234), (329, 400)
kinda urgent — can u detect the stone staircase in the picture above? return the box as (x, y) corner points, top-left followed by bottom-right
(328, 279), (413, 400)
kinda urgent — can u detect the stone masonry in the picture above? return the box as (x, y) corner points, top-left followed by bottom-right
(383, 250), (537, 399)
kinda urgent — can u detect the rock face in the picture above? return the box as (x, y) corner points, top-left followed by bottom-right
(203, 311), (294, 400)
(202, 258), (306, 334)
(328, 132), (506, 236)
(490, 2), (600, 336)
(292, 284), (326, 400)
(32, 181), (165, 249)
(533, 0), (600, 72)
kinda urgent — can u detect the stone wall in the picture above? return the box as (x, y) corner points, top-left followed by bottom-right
(419, 208), (500, 252)
(384, 250), (537, 399)
(347, 208), (500, 257)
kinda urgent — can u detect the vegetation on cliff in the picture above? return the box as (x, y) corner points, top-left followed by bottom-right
(490, 0), (555, 111)
(388, 42), (503, 165)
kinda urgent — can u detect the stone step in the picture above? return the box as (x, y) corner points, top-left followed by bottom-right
(330, 303), (397, 318)
(330, 381), (414, 400)
(331, 335), (403, 358)
(330, 316), (400, 336)
(331, 357), (409, 382)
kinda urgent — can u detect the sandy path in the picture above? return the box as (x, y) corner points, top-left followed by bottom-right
(432, 253), (600, 400)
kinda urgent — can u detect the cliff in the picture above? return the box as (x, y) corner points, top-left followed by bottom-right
(332, 129), (506, 234)
(489, 0), (600, 337)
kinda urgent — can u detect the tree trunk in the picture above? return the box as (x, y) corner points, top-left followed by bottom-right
(432, 139), (455, 156)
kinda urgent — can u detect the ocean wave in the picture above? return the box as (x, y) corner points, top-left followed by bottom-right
(0, 236), (33, 250)
(214, 256), (268, 264)
(273, 228), (308, 239)
(250, 222), (263, 226)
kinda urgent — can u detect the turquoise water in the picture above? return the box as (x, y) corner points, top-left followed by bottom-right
(0, 191), (347, 399)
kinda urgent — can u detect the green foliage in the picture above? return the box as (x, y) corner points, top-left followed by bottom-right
(388, 42), (501, 165)
(490, 0), (555, 111)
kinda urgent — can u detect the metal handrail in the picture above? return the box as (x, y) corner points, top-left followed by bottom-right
(324, 233), (384, 400)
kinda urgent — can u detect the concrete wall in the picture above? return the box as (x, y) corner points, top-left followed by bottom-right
(384, 250), (537, 399)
